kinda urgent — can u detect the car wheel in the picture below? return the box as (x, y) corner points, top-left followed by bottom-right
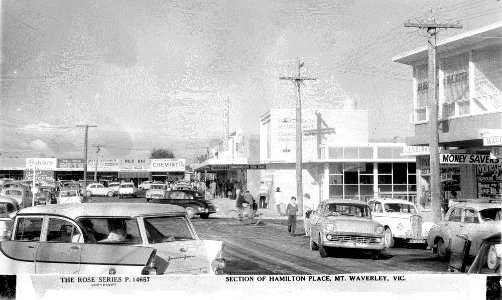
(437, 238), (450, 262)
(146, 198), (150, 203)
(186, 206), (197, 219)
(372, 250), (381, 260)
(384, 228), (395, 248)
(200, 213), (209, 219)
(86, 191), (91, 197)
(309, 234), (318, 251)
(318, 235), (328, 258)
(107, 191), (114, 197)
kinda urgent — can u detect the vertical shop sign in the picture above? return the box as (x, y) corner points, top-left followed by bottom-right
(476, 164), (502, 198)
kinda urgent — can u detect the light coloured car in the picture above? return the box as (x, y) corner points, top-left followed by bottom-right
(467, 233), (501, 274)
(138, 181), (153, 190)
(427, 199), (502, 261)
(368, 198), (435, 248)
(0, 188), (33, 208)
(118, 182), (139, 199)
(145, 184), (168, 202)
(108, 182), (121, 194)
(0, 196), (18, 241)
(85, 183), (114, 197)
(307, 199), (385, 259)
(57, 190), (83, 204)
(0, 203), (225, 275)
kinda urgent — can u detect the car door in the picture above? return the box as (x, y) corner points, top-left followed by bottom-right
(96, 184), (105, 196)
(36, 217), (82, 274)
(444, 208), (463, 252)
(1, 216), (44, 273)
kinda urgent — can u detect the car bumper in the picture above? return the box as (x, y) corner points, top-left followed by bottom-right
(321, 232), (385, 250)
(394, 235), (427, 243)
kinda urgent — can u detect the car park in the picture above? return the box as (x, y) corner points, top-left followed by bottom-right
(148, 189), (217, 219)
(85, 183), (114, 197)
(145, 184), (168, 202)
(0, 197), (18, 241)
(0, 188), (33, 208)
(307, 199), (385, 259)
(368, 198), (434, 248)
(427, 198), (502, 262)
(118, 182), (139, 199)
(0, 203), (225, 275)
(57, 190), (83, 204)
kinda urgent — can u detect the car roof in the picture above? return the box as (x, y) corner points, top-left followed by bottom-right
(0, 196), (18, 206)
(17, 203), (186, 219)
(371, 198), (416, 205)
(322, 198), (368, 206)
(450, 200), (501, 210)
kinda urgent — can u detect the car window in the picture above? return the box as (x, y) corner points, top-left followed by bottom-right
(374, 202), (383, 213)
(0, 203), (16, 217)
(14, 217), (43, 241)
(169, 191), (187, 199)
(6, 190), (22, 196)
(324, 203), (371, 218)
(96, 184), (103, 188)
(89, 185), (95, 189)
(464, 209), (480, 224)
(143, 216), (194, 243)
(448, 208), (462, 222)
(479, 208), (502, 222)
(384, 203), (416, 214)
(46, 218), (82, 243)
(77, 217), (141, 244)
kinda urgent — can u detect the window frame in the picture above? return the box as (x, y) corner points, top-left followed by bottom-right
(45, 216), (84, 243)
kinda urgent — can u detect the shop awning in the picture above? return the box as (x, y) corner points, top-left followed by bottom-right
(118, 171), (149, 178)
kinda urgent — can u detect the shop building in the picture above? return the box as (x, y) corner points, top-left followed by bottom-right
(260, 109), (416, 207)
(393, 22), (502, 208)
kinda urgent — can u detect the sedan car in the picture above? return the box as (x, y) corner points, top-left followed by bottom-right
(0, 188), (33, 208)
(57, 189), (83, 204)
(108, 182), (121, 194)
(0, 203), (225, 275)
(468, 233), (502, 274)
(85, 183), (114, 197)
(0, 196), (18, 241)
(118, 182), (138, 199)
(368, 198), (434, 248)
(148, 189), (217, 219)
(145, 184), (168, 202)
(307, 199), (385, 259)
(427, 199), (501, 261)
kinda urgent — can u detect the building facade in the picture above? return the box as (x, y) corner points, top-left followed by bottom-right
(393, 22), (502, 208)
(260, 109), (416, 207)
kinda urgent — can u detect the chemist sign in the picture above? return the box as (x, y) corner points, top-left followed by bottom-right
(150, 159), (186, 172)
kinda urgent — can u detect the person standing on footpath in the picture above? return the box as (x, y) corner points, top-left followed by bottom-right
(274, 187), (285, 215)
(303, 193), (314, 236)
(286, 196), (299, 236)
(209, 181), (217, 199)
(258, 181), (269, 209)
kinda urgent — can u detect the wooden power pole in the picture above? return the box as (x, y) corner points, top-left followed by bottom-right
(280, 59), (316, 215)
(404, 18), (462, 224)
(77, 124), (97, 199)
(92, 144), (103, 182)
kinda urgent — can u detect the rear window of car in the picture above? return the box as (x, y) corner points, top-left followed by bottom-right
(143, 216), (194, 243)
(150, 185), (165, 190)
(479, 208), (501, 221)
(383, 203), (416, 214)
(121, 184), (134, 188)
(60, 191), (78, 197)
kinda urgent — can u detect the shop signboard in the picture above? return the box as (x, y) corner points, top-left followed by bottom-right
(248, 164), (266, 169)
(86, 159), (120, 171)
(210, 165), (229, 171)
(483, 135), (502, 146)
(23, 170), (55, 181)
(440, 154), (500, 165)
(228, 164), (248, 170)
(150, 159), (185, 172)
(476, 164), (502, 198)
(491, 147), (502, 158)
(401, 146), (444, 156)
(57, 159), (84, 170)
(119, 159), (149, 172)
(25, 158), (57, 170)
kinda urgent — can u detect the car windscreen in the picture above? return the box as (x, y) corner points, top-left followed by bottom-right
(150, 185), (165, 190)
(77, 217), (141, 244)
(143, 216), (195, 244)
(325, 203), (371, 218)
(0, 203), (15, 217)
(479, 208), (502, 221)
(5, 190), (22, 196)
(384, 203), (417, 214)
(61, 191), (78, 197)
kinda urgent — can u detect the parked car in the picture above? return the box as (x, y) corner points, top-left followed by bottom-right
(367, 198), (434, 248)
(138, 181), (153, 190)
(148, 189), (217, 219)
(0, 188), (33, 208)
(467, 233), (502, 274)
(57, 189), (83, 204)
(35, 186), (57, 205)
(307, 199), (385, 259)
(118, 182), (139, 199)
(427, 198), (502, 262)
(85, 183), (114, 197)
(145, 184), (168, 202)
(0, 196), (18, 241)
(0, 203), (225, 275)
(108, 182), (121, 194)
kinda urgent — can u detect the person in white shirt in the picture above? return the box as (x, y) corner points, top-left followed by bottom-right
(303, 193), (315, 236)
(258, 182), (269, 208)
(274, 187), (286, 216)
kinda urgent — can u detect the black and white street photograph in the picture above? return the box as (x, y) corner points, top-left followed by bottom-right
(0, 0), (501, 298)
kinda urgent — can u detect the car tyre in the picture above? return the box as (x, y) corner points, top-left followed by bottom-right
(437, 238), (450, 262)
(309, 234), (318, 251)
(186, 206), (197, 219)
(384, 228), (395, 248)
(107, 191), (114, 197)
(200, 213), (209, 219)
(86, 191), (92, 197)
(319, 235), (328, 258)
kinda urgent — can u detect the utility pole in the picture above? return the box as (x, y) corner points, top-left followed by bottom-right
(404, 18), (462, 224)
(92, 144), (103, 182)
(280, 59), (316, 215)
(77, 124), (97, 200)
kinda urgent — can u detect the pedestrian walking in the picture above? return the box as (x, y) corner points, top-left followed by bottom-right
(210, 181), (217, 199)
(258, 181), (269, 208)
(243, 190), (256, 211)
(286, 196), (299, 236)
(236, 191), (248, 221)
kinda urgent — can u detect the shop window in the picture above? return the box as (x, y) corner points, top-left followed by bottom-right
(360, 185), (373, 198)
(360, 163), (373, 174)
(393, 185), (408, 192)
(393, 163), (408, 184)
(408, 185), (417, 192)
(408, 175), (416, 184)
(344, 185), (359, 198)
(329, 185), (343, 198)
(378, 185), (392, 192)
(408, 162), (416, 174)
(360, 175), (373, 184)
(344, 147), (358, 159)
(344, 172), (358, 184)
(329, 163), (343, 174)
(329, 147), (343, 159)
(378, 175), (392, 184)
(359, 147), (373, 159)
(378, 163), (392, 174)
(329, 175), (343, 185)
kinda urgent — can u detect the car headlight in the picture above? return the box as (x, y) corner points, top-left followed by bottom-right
(325, 223), (334, 231)
(375, 226), (384, 234)
(397, 223), (404, 230)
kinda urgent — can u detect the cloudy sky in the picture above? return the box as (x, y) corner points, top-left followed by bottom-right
(0, 0), (500, 161)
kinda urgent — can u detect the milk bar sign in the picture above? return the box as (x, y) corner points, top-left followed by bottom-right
(440, 154), (501, 165)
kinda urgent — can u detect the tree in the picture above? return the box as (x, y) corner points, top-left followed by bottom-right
(150, 148), (175, 159)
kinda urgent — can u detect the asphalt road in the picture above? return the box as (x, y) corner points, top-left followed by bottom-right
(90, 195), (450, 275)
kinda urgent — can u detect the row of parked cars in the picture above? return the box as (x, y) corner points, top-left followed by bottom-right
(306, 197), (501, 274)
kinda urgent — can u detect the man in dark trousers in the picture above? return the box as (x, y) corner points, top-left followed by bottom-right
(286, 196), (299, 236)
(236, 191), (247, 221)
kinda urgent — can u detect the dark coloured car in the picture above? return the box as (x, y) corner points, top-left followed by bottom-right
(148, 189), (217, 219)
